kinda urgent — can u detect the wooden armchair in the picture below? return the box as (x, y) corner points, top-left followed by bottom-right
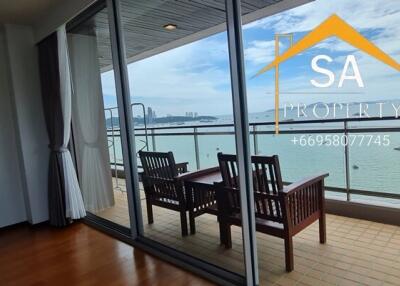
(138, 151), (189, 236)
(216, 153), (328, 272)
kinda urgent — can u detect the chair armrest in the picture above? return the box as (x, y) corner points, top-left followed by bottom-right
(282, 173), (329, 195)
(281, 173), (328, 230)
(176, 162), (189, 174)
(175, 166), (220, 182)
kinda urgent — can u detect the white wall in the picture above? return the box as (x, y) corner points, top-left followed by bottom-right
(0, 24), (49, 227)
(4, 24), (49, 224)
(0, 26), (28, 227)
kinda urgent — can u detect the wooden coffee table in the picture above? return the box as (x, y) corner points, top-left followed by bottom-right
(178, 167), (222, 235)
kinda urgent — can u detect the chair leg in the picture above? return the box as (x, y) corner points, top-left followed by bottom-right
(284, 236), (294, 272)
(319, 212), (326, 244)
(146, 200), (153, 224)
(218, 221), (225, 245)
(189, 211), (196, 235)
(225, 225), (232, 249)
(180, 210), (188, 236)
(219, 222), (232, 248)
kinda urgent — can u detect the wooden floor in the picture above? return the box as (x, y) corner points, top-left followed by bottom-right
(0, 223), (215, 286)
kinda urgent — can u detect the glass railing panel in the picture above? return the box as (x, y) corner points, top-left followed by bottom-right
(255, 121), (348, 200)
(134, 130), (153, 153)
(107, 129), (155, 170)
(349, 194), (400, 208)
(107, 130), (123, 167)
(197, 126), (236, 168)
(150, 133), (197, 171)
(256, 131), (347, 199)
(348, 117), (400, 129)
(348, 120), (400, 207)
(264, 120), (344, 132)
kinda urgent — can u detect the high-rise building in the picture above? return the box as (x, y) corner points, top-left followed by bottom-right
(184, 112), (198, 118)
(147, 107), (153, 123)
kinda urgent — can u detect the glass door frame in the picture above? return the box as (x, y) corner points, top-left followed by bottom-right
(68, 0), (259, 285)
(66, 0), (134, 237)
(225, 1), (258, 284)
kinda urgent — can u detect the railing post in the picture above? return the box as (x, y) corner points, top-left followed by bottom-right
(106, 108), (121, 191)
(194, 127), (200, 170)
(344, 121), (350, 201)
(253, 125), (258, 155)
(111, 110), (121, 191)
(151, 129), (156, 151)
(131, 103), (149, 151)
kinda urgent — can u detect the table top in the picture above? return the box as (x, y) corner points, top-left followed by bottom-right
(183, 167), (222, 186)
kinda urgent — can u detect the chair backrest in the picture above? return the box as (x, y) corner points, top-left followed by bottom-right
(217, 153), (285, 223)
(252, 155), (283, 195)
(217, 153), (242, 214)
(139, 151), (179, 200)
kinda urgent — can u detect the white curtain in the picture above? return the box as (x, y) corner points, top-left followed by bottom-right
(57, 26), (86, 219)
(68, 33), (115, 213)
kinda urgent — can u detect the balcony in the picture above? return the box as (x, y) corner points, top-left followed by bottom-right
(95, 116), (400, 285)
(97, 186), (400, 285)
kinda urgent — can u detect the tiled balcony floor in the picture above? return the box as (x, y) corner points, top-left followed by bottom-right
(96, 183), (400, 286)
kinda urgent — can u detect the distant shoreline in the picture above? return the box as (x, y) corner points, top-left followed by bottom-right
(106, 115), (217, 128)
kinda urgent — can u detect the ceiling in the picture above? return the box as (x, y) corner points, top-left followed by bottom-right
(68, 0), (296, 70)
(0, 0), (64, 25)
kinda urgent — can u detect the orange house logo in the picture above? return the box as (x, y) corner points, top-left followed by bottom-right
(256, 14), (400, 134)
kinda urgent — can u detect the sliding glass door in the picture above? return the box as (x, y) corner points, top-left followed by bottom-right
(119, 0), (251, 278)
(66, 0), (263, 285)
(240, 0), (400, 284)
(67, 3), (132, 232)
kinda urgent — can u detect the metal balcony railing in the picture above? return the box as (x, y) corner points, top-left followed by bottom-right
(105, 113), (400, 204)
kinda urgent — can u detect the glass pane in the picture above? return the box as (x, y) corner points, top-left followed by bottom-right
(349, 121), (400, 207)
(257, 133), (346, 187)
(120, 0), (247, 276)
(242, 0), (400, 284)
(198, 126), (236, 168)
(151, 132), (197, 171)
(68, 6), (131, 229)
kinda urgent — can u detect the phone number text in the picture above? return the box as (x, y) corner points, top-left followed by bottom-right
(290, 134), (391, 147)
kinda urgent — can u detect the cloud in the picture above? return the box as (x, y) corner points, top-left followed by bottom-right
(246, 0), (400, 54)
(100, 0), (400, 115)
(244, 40), (291, 66)
(244, 40), (276, 65)
(125, 35), (234, 116)
(247, 0), (399, 33)
(313, 38), (356, 53)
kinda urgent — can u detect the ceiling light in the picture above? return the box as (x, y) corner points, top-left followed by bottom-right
(163, 24), (177, 31)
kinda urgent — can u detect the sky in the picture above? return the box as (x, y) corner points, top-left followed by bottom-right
(100, 0), (400, 117)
